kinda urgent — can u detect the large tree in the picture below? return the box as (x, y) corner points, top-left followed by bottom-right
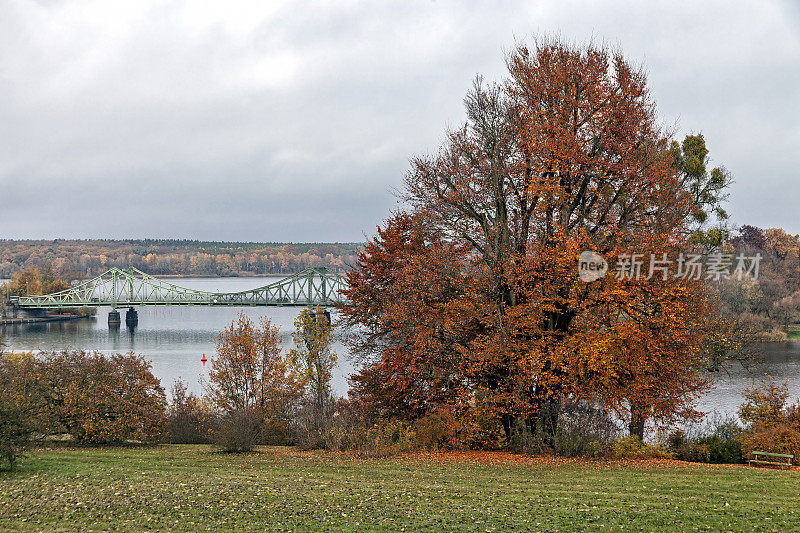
(343, 39), (718, 444)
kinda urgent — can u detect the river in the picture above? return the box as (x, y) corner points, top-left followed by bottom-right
(1, 276), (799, 421)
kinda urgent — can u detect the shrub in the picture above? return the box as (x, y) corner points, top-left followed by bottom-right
(612, 435), (671, 459)
(668, 418), (743, 464)
(321, 399), (371, 451)
(505, 403), (619, 457)
(213, 407), (265, 453)
(292, 397), (335, 450)
(40, 351), (167, 444)
(0, 353), (42, 469)
(696, 421), (743, 463)
(735, 379), (800, 462)
(412, 410), (458, 451)
(553, 403), (619, 458)
(165, 380), (217, 444)
(740, 423), (800, 462)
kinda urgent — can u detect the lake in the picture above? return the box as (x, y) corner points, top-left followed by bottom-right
(2, 276), (799, 421)
(0, 277), (355, 397)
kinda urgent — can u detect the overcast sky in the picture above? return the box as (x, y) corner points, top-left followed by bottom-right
(1, 0), (798, 242)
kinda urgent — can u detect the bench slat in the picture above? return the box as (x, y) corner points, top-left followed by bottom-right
(752, 451), (793, 459)
(749, 460), (791, 467)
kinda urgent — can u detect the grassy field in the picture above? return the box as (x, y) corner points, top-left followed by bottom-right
(1, 446), (799, 531)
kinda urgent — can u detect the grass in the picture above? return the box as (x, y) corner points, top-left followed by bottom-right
(1, 446), (800, 531)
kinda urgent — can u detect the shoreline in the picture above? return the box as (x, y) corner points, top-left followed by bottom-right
(0, 314), (85, 326)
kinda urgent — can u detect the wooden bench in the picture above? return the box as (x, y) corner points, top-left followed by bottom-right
(748, 451), (793, 470)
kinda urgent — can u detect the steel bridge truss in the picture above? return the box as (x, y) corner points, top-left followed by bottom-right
(11, 267), (347, 309)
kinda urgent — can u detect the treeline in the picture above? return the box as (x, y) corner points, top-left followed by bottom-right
(718, 225), (800, 341)
(0, 239), (360, 278)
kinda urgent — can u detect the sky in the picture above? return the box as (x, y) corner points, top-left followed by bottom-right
(0, 0), (798, 243)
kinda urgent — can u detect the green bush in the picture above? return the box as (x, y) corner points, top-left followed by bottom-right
(668, 418), (743, 464)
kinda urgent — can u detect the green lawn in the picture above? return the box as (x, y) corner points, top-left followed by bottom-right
(1, 446), (799, 532)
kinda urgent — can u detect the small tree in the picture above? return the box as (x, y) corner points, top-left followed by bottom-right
(206, 312), (306, 435)
(289, 307), (337, 408)
(738, 379), (790, 429)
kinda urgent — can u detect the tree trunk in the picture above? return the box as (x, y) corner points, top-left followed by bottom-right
(501, 413), (514, 443)
(629, 405), (646, 440)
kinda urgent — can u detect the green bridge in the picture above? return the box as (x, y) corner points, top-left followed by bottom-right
(9, 267), (347, 327)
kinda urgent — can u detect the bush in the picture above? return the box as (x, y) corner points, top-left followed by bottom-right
(164, 380), (217, 444)
(506, 403), (619, 457)
(668, 417), (743, 464)
(363, 418), (416, 454)
(0, 353), (42, 469)
(612, 435), (671, 459)
(507, 418), (545, 455)
(553, 403), (619, 458)
(741, 423), (800, 462)
(735, 379), (800, 462)
(40, 351), (167, 445)
(213, 407), (265, 453)
(292, 398), (335, 450)
(319, 400), (367, 451)
(412, 410), (458, 451)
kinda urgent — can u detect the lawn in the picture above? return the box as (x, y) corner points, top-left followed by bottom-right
(1, 446), (799, 531)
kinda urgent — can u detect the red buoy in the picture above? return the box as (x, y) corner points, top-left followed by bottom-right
(201, 353), (207, 366)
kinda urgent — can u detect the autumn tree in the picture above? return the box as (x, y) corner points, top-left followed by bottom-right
(206, 312), (306, 433)
(764, 228), (800, 261)
(289, 307), (337, 408)
(6, 266), (71, 297)
(39, 351), (166, 444)
(343, 39), (718, 444)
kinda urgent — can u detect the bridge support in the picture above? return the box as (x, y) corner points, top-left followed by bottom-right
(108, 309), (121, 328)
(125, 307), (138, 328)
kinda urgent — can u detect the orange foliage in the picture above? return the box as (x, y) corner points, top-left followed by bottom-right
(40, 351), (166, 444)
(206, 312), (306, 432)
(343, 39), (718, 446)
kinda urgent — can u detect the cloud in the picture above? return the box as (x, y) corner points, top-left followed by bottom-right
(0, 0), (798, 240)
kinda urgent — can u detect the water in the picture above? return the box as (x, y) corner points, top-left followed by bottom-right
(698, 345), (800, 419)
(1, 277), (355, 397)
(2, 276), (799, 418)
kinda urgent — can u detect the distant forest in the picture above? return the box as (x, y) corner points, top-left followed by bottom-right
(0, 239), (360, 278)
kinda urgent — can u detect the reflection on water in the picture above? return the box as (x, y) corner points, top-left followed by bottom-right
(1, 277), (354, 396)
(3, 276), (799, 415)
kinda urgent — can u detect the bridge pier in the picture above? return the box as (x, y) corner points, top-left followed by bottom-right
(108, 309), (121, 328)
(125, 307), (138, 328)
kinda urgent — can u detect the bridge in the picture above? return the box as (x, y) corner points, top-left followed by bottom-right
(9, 267), (347, 327)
